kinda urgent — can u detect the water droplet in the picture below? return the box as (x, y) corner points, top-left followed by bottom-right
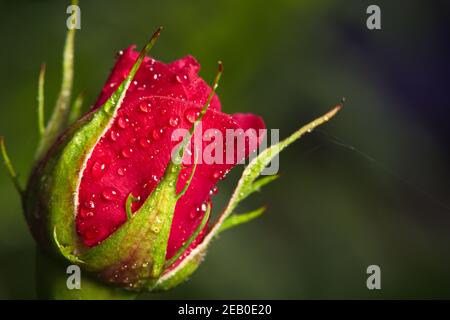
(137, 84), (147, 91)
(101, 187), (119, 201)
(79, 209), (95, 219)
(91, 159), (107, 180)
(121, 147), (134, 158)
(151, 226), (160, 233)
(159, 108), (168, 116)
(212, 170), (222, 179)
(175, 73), (189, 84)
(117, 167), (127, 176)
(117, 116), (129, 129)
(139, 102), (151, 113)
(84, 200), (95, 209)
(139, 137), (151, 148)
(209, 186), (218, 195)
(151, 174), (159, 182)
(185, 108), (200, 124)
(110, 130), (120, 141)
(168, 116), (180, 127)
(152, 128), (164, 140)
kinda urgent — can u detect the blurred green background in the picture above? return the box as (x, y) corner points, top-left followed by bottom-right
(1, 0), (449, 299)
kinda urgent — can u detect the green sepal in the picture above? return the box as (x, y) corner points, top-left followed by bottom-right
(53, 227), (85, 265)
(35, 6), (76, 161)
(153, 246), (205, 292)
(218, 207), (266, 234)
(68, 91), (84, 125)
(37, 63), (46, 137)
(164, 203), (211, 269)
(125, 193), (139, 220)
(0, 136), (24, 196)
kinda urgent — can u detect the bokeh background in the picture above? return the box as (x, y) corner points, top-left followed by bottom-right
(0, 0), (449, 299)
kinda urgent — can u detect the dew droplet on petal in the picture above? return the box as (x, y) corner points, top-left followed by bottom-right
(139, 102), (151, 113)
(117, 167), (127, 176)
(79, 209), (95, 219)
(209, 186), (218, 195)
(159, 107), (168, 116)
(175, 73), (189, 84)
(185, 108), (200, 124)
(152, 128), (164, 140)
(168, 116), (180, 127)
(117, 116), (129, 129)
(101, 187), (119, 201)
(195, 203), (207, 214)
(213, 170), (222, 179)
(91, 159), (107, 180)
(121, 147), (134, 158)
(110, 130), (120, 141)
(139, 137), (151, 149)
(84, 200), (95, 209)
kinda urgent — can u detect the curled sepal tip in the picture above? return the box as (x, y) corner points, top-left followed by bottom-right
(0, 137), (23, 196)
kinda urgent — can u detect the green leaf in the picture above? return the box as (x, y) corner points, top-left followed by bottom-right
(238, 174), (279, 201)
(218, 207), (266, 234)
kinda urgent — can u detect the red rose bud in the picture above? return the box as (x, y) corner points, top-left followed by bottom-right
(22, 27), (268, 291)
(1, 26), (341, 293)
